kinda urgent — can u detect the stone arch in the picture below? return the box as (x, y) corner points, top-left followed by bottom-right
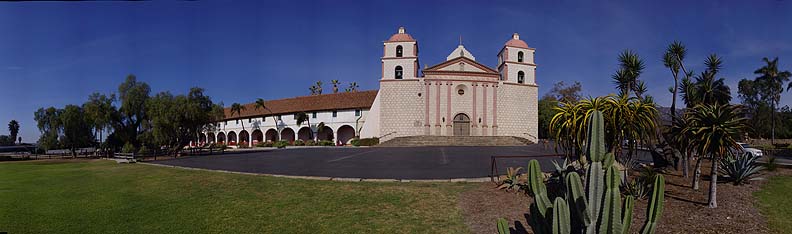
(396, 45), (403, 57)
(252, 129), (263, 144)
(518, 51), (524, 62)
(395, 66), (403, 79)
(227, 131), (237, 145)
(217, 132), (226, 143)
(517, 71), (525, 84)
(297, 127), (312, 141)
(207, 132), (216, 143)
(317, 126), (334, 141)
(198, 133), (207, 144)
(239, 130), (250, 145)
(453, 113), (471, 136)
(281, 128), (295, 142)
(337, 125), (355, 145)
(265, 129), (278, 142)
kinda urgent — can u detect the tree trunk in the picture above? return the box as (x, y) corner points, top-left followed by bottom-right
(708, 157), (719, 208)
(692, 156), (702, 190)
(681, 151), (689, 178)
(671, 76), (678, 121)
(772, 102), (776, 146)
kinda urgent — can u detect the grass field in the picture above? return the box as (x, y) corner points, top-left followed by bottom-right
(755, 175), (792, 234)
(0, 160), (473, 234)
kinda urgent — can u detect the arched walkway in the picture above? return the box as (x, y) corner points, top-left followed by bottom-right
(337, 125), (355, 145)
(217, 132), (226, 144)
(453, 113), (471, 136)
(207, 132), (215, 143)
(317, 126), (334, 141)
(252, 129), (263, 144)
(265, 129), (278, 142)
(198, 133), (207, 145)
(297, 127), (312, 141)
(281, 128), (295, 142)
(228, 131), (238, 145)
(239, 130), (250, 145)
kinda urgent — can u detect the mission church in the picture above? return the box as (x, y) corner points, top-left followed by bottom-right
(199, 27), (538, 147)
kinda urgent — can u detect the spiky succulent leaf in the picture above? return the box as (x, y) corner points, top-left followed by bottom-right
(497, 218), (510, 234)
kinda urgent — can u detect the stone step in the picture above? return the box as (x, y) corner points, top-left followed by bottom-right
(376, 136), (533, 147)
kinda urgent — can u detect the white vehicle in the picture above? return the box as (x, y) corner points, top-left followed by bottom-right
(737, 143), (763, 157)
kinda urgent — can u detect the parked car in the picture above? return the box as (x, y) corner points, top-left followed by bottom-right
(737, 142), (763, 157)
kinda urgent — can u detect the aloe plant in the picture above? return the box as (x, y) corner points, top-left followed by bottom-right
(497, 110), (665, 234)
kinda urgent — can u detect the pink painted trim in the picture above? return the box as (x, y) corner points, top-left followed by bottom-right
(446, 82), (452, 128)
(413, 44), (417, 56)
(422, 78), (498, 84)
(414, 61), (418, 77)
(483, 84), (488, 134)
(381, 62), (384, 79)
(436, 81), (441, 128)
(504, 64), (508, 81)
(493, 84), (498, 135)
(425, 82), (430, 127)
(472, 82), (477, 127)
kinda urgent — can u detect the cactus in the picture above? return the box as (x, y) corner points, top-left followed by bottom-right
(497, 218), (510, 234)
(497, 110), (665, 234)
(641, 174), (665, 234)
(553, 197), (571, 234)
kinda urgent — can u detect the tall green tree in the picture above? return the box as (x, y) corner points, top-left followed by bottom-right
(34, 107), (62, 151)
(59, 105), (95, 157)
(82, 92), (116, 149)
(754, 57), (792, 145)
(683, 104), (746, 208)
(114, 74), (151, 147)
(7, 120), (20, 145)
(145, 88), (219, 153)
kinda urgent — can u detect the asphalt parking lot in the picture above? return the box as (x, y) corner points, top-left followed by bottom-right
(152, 144), (569, 180)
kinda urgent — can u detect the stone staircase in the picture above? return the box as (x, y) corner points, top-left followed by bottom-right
(376, 136), (534, 147)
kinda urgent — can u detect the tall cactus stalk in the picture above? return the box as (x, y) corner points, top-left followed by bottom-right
(498, 110), (665, 234)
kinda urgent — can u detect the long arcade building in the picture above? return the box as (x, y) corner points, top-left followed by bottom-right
(199, 27), (538, 147)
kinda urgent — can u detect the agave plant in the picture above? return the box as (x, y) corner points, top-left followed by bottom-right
(497, 167), (525, 192)
(719, 153), (763, 185)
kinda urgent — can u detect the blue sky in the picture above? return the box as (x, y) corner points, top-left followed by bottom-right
(1, 0), (792, 142)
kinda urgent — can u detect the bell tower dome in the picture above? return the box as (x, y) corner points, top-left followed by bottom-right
(497, 33), (536, 85)
(382, 26), (419, 80)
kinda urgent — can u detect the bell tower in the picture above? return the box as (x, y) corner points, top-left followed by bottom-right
(497, 33), (536, 85)
(382, 27), (419, 80)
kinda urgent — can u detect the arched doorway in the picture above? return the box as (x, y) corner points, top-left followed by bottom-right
(198, 133), (207, 145)
(337, 125), (355, 145)
(317, 126), (334, 141)
(297, 127), (312, 141)
(207, 132), (215, 143)
(239, 130), (250, 146)
(265, 129), (278, 142)
(453, 113), (470, 136)
(217, 132), (226, 144)
(281, 128), (295, 142)
(252, 129), (263, 144)
(228, 131), (237, 145)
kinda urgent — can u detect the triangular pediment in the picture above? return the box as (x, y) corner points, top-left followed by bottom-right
(423, 56), (499, 75)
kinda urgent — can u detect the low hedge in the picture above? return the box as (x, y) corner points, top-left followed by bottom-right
(318, 140), (334, 146)
(273, 140), (290, 148)
(351, 137), (379, 146)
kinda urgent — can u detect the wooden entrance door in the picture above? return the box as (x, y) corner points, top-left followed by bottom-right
(453, 113), (470, 136)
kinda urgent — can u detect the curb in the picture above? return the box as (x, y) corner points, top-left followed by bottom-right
(138, 162), (490, 183)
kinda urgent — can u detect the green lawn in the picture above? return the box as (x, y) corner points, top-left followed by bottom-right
(0, 160), (473, 234)
(755, 175), (792, 234)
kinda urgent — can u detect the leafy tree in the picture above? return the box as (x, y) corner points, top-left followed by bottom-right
(7, 120), (19, 145)
(59, 105), (95, 157)
(114, 74), (151, 147)
(537, 96), (558, 139)
(738, 78), (775, 138)
(145, 88), (220, 153)
(34, 107), (62, 151)
(331, 79), (339, 93)
(547, 81), (582, 103)
(0, 135), (13, 146)
(82, 92), (116, 148)
(683, 104), (746, 208)
(753, 57), (792, 145)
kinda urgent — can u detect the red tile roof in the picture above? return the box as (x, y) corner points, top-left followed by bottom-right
(223, 90), (378, 120)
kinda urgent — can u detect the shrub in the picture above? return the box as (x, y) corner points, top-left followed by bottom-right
(496, 167), (525, 192)
(254, 141), (268, 147)
(305, 140), (316, 146)
(137, 145), (150, 155)
(766, 154), (778, 171)
(121, 142), (136, 154)
(293, 139), (305, 146)
(719, 152), (763, 185)
(273, 140), (289, 148)
(352, 137), (379, 146)
(318, 140), (334, 146)
(238, 143), (249, 149)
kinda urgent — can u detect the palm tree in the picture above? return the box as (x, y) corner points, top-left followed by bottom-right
(668, 113), (695, 179)
(254, 98), (278, 141)
(694, 54), (731, 106)
(7, 120), (19, 145)
(663, 41), (686, 120)
(295, 112), (313, 140)
(348, 82), (359, 92)
(684, 104), (746, 208)
(612, 50), (645, 99)
(331, 80), (340, 93)
(315, 81), (323, 95)
(230, 103), (246, 131)
(754, 57), (792, 145)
